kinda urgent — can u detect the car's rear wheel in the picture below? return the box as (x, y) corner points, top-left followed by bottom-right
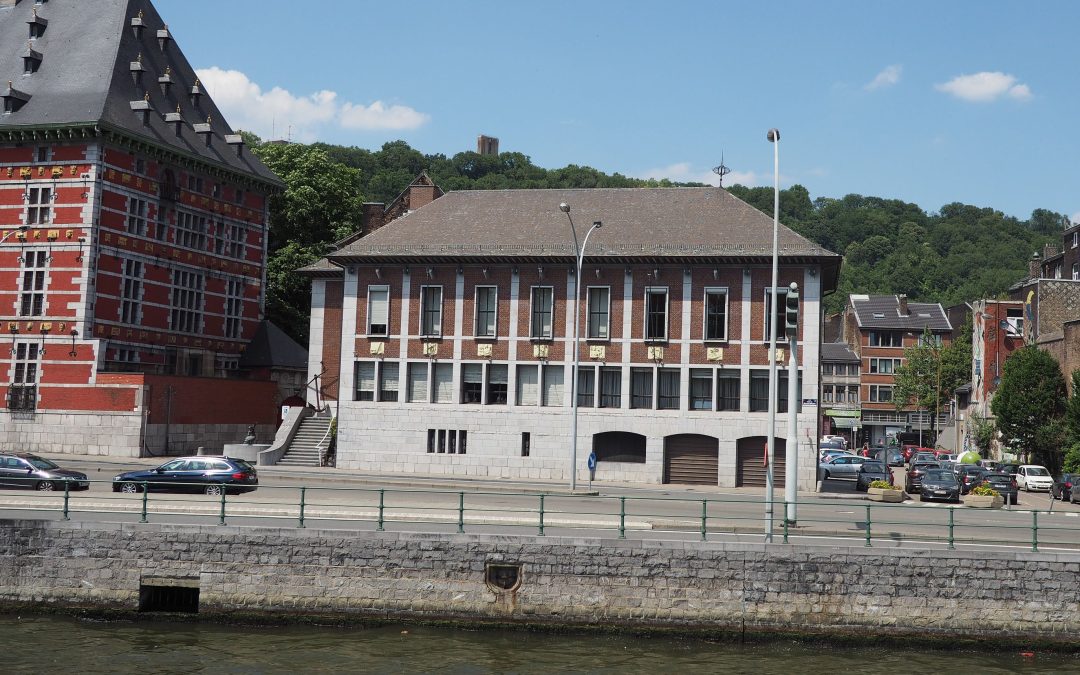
(120, 482), (142, 494)
(35, 481), (55, 492)
(205, 484), (224, 496)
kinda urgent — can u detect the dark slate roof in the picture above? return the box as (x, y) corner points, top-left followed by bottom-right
(850, 295), (952, 332)
(239, 320), (308, 370)
(821, 342), (859, 363)
(0, 0), (280, 187)
(328, 187), (841, 284)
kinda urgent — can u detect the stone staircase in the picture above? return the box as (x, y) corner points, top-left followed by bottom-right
(277, 416), (333, 467)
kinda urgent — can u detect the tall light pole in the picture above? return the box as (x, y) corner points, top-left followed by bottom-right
(765, 128), (780, 542)
(560, 203), (602, 492)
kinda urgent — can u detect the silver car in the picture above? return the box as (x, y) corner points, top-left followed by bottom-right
(819, 454), (867, 479)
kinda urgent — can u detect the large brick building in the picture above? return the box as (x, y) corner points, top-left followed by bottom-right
(306, 187), (841, 488)
(0, 0), (283, 455)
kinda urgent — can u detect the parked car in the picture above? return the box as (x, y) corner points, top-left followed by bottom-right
(919, 469), (961, 503)
(912, 452), (937, 465)
(905, 461), (942, 493)
(981, 460), (1000, 472)
(819, 449), (855, 463)
(1051, 473), (1080, 501)
(901, 445), (919, 463)
(956, 465), (989, 495)
(820, 436), (848, 450)
(855, 461), (893, 491)
(819, 455), (867, 479)
(112, 456), (259, 495)
(982, 472), (1019, 506)
(1016, 465), (1053, 492)
(0, 453), (89, 491)
(999, 463), (1020, 477)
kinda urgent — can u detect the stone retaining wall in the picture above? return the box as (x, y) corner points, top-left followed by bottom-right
(0, 519), (1076, 643)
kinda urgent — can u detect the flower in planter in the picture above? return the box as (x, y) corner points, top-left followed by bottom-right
(970, 484), (1000, 497)
(868, 480), (896, 490)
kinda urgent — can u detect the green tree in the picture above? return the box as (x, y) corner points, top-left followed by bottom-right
(991, 346), (1067, 465)
(264, 241), (328, 345)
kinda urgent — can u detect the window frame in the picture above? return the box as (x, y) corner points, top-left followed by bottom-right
(630, 367), (653, 409)
(530, 285), (554, 340)
(419, 285), (443, 337)
(763, 288), (790, 343)
(26, 186), (51, 225)
(689, 368), (713, 411)
(586, 286), (611, 340)
(474, 285), (498, 338)
(18, 250), (47, 318)
(126, 197), (148, 236)
(869, 384), (893, 403)
(703, 287), (729, 341)
(367, 285), (390, 337)
(598, 366), (621, 408)
(657, 368), (680, 410)
(120, 258), (143, 324)
(644, 286), (669, 341)
(169, 269), (204, 334)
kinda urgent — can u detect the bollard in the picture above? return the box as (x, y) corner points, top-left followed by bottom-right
(62, 480), (70, 521)
(140, 482), (149, 523)
(297, 486), (306, 528)
(218, 485), (227, 526)
(377, 489), (385, 532)
(864, 504), (872, 547)
(947, 507), (955, 550)
(1032, 509), (1039, 552)
(538, 494), (545, 536)
(701, 499), (707, 542)
(619, 496), (626, 539)
(457, 492), (464, 533)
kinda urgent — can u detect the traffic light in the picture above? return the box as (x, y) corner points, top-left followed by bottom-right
(784, 284), (799, 337)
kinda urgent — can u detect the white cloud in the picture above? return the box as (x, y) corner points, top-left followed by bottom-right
(1071, 211), (1080, 226)
(934, 71), (1033, 102)
(195, 67), (430, 142)
(865, 65), (902, 91)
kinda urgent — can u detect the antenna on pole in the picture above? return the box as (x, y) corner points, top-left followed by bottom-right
(712, 152), (731, 187)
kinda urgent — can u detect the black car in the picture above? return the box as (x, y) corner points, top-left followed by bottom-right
(956, 465), (989, 495)
(999, 463), (1020, 477)
(0, 453), (89, 491)
(855, 461), (893, 491)
(112, 456), (258, 495)
(919, 469), (961, 503)
(904, 461), (940, 493)
(1051, 473), (1080, 501)
(982, 472), (1019, 506)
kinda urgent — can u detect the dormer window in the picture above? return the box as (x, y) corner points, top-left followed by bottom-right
(189, 79), (202, 108)
(3, 81), (31, 114)
(158, 66), (173, 96)
(130, 10), (145, 39)
(27, 9), (48, 40)
(157, 25), (172, 52)
(164, 105), (184, 136)
(130, 53), (145, 87)
(23, 44), (42, 74)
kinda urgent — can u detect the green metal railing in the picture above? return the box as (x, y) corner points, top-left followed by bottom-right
(1, 477), (1077, 553)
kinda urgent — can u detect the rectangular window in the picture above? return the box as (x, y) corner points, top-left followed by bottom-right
(432, 363), (454, 403)
(154, 207), (169, 241)
(127, 197), (148, 236)
(420, 286), (443, 336)
(822, 385), (834, 403)
(487, 364), (508, 404)
(175, 210), (207, 249)
(690, 369), (713, 410)
(542, 364), (564, 407)
(18, 250), (46, 317)
(704, 288), (728, 341)
(847, 385), (859, 403)
(407, 362), (428, 403)
(378, 362), (399, 402)
(577, 367), (595, 408)
(120, 259), (143, 324)
(1073, 263), (1079, 281)
(170, 270), (204, 333)
(599, 366), (622, 408)
(368, 286), (390, 336)
(427, 429), (436, 453)
(645, 287), (668, 340)
(869, 358), (902, 374)
(438, 429), (446, 453)
(224, 278), (243, 339)
(1073, 231), (1078, 249)
(459, 430), (467, 454)
(461, 363), (482, 404)
(26, 187), (50, 225)
(657, 369), (680, 410)
(530, 286), (554, 339)
(868, 331), (903, 347)
(870, 385), (893, 403)
(630, 368), (653, 409)
(229, 223), (247, 258)
(778, 370), (798, 414)
(516, 364), (539, 406)
(521, 432), (531, 457)
(475, 286), (497, 337)
(587, 287), (610, 339)
(918, 333), (943, 348)
(718, 369), (741, 411)
(750, 370), (770, 412)
(822, 363), (834, 376)
(763, 289), (790, 343)
(9, 342), (39, 411)
(355, 362), (375, 401)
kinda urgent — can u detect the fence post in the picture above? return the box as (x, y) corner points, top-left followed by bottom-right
(700, 499), (707, 542)
(377, 489), (385, 532)
(140, 482), (149, 523)
(538, 494), (545, 536)
(61, 480), (70, 521)
(1032, 509), (1039, 552)
(783, 501), (789, 544)
(457, 491), (464, 534)
(619, 496), (626, 539)
(864, 504), (872, 547)
(218, 486), (227, 526)
(947, 507), (955, 550)
(298, 486), (306, 528)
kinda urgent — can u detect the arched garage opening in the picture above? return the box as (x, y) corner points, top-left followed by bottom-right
(736, 436), (787, 487)
(593, 431), (647, 463)
(663, 434), (719, 485)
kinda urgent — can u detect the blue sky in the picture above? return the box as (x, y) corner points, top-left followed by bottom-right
(158, 0), (1078, 223)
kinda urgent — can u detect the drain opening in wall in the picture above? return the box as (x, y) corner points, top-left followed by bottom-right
(139, 584), (200, 613)
(486, 563), (522, 592)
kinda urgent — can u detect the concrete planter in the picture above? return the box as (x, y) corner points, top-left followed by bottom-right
(867, 487), (903, 503)
(964, 494), (1004, 509)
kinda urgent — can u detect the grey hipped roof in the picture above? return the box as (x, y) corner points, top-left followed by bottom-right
(326, 187), (841, 287)
(821, 342), (859, 363)
(238, 321), (308, 370)
(0, 0), (280, 187)
(850, 295), (952, 332)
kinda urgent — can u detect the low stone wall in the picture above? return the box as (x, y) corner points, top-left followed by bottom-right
(0, 519), (1076, 645)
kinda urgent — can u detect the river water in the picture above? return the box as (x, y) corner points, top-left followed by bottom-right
(4, 614), (1074, 674)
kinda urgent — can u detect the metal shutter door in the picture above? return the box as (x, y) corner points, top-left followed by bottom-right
(663, 435), (719, 485)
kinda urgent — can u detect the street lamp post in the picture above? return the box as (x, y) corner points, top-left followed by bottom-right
(765, 128), (780, 542)
(560, 203), (602, 492)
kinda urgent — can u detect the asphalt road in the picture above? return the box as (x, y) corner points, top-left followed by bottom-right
(2, 456), (1077, 553)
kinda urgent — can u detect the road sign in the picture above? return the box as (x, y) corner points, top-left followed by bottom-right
(587, 452), (597, 471)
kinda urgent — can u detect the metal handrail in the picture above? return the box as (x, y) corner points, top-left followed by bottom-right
(315, 416), (335, 467)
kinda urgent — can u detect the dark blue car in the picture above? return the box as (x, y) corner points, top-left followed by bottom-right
(112, 456), (258, 496)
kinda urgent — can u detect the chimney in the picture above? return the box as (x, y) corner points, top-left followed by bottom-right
(1044, 243), (1060, 259)
(898, 294), (909, 315)
(1030, 251), (1042, 279)
(408, 184), (436, 211)
(361, 202), (385, 235)
(477, 134), (499, 156)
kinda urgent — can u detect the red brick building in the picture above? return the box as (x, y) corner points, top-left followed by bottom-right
(0, 0), (283, 456)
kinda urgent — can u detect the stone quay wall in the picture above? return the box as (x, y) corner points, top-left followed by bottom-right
(0, 519), (1076, 645)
